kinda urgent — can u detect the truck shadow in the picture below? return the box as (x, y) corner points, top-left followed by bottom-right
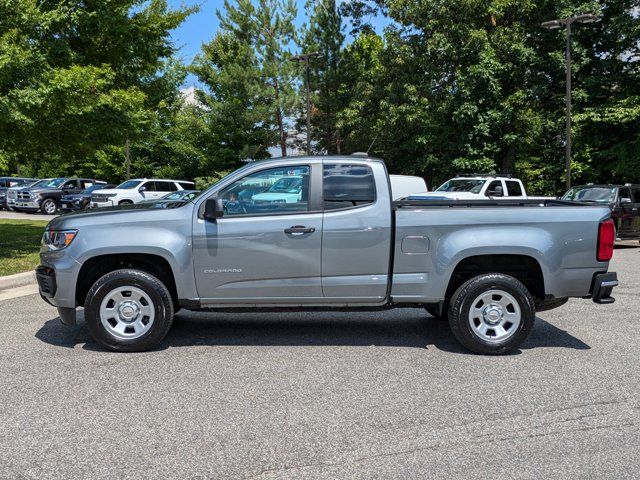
(36, 310), (590, 354)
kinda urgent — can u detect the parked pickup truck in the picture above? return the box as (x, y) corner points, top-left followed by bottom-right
(408, 175), (550, 201)
(37, 155), (618, 354)
(15, 177), (106, 214)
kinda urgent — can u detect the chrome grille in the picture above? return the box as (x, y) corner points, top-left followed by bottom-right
(17, 191), (31, 200)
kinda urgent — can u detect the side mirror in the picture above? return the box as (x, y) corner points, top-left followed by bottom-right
(620, 197), (632, 205)
(488, 185), (503, 197)
(138, 186), (146, 193)
(204, 197), (224, 220)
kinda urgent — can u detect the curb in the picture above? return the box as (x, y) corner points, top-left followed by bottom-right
(0, 271), (37, 291)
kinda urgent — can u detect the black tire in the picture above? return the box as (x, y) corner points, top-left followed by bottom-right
(448, 273), (535, 355)
(118, 200), (133, 206)
(84, 269), (174, 352)
(40, 197), (58, 214)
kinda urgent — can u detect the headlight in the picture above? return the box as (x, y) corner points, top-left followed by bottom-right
(42, 229), (78, 250)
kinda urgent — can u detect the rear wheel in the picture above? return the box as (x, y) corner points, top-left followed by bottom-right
(448, 273), (535, 355)
(84, 269), (174, 352)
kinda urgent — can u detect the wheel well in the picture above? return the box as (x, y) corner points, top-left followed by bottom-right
(76, 253), (178, 306)
(445, 254), (545, 301)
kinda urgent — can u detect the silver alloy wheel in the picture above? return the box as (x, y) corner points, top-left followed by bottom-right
(468, 289), (521, 344)
(42, 199), (56, 214)
(99, 286), (155, 340)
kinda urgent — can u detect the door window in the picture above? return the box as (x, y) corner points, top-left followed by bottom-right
(619, 187), (632, 204)
(505, 180), (523, 197)
(218, 166), (310, 216)
(486, 180), (504, 197)
(62, 180), (77, 189)
(152, 181), (173, 193)
(631, 187), (640, 204)
(323, 164), (375, 210)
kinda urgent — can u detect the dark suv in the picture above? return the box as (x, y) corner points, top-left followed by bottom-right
(0, 177), (37, 210)
(563, 184), (640, 240)
(14, 178), (106, 214)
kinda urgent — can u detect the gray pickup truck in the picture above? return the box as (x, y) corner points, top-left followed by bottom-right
(37, 155), (618, 354)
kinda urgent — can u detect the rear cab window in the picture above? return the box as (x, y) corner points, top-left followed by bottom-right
(506, 180), (524, 197)
(323, 164), (376, 210)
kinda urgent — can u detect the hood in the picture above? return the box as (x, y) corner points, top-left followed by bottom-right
(91, 188), (122, 195)
(25, 186), (58, 194)
(49, 200), (194, 229)
(407, 191), (480, 200)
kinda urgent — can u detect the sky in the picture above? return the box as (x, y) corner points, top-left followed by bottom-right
(167, 0), (388, 87)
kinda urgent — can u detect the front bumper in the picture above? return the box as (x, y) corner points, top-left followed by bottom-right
(90, 200), (114, 208)
(591, 272), (618, 304)
(15, 200), (40, 210)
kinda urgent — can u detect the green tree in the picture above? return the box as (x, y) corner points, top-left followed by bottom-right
(0, 0), (194, 176)
(301, 0), (345, 153)
(198, 0), (299, 165)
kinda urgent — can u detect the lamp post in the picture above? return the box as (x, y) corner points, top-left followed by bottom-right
(541, 14), (598, 190)
(290, 52), (323, 155)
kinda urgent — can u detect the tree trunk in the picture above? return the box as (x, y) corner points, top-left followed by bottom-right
(273, 78), (287, 157)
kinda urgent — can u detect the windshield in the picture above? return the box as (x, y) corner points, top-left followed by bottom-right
(32, 178), (66, 188)
(267, 177), (303, 193)
(116, 180), (142, 189)
(562, 187), (616, 203)
(436, 179), (486, 193)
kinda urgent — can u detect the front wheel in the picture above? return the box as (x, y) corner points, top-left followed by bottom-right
(84, 269), (175, 352)
(41, 198), (58, 214)
(118, 200), (133, 206)
(448, 273), (535, 355)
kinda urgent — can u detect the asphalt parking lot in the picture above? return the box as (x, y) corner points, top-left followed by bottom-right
(0, 246), (639, 479)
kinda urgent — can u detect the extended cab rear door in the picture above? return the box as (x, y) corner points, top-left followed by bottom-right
(320, 160), (392, 302)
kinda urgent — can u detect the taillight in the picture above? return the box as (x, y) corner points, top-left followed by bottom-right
(597, 219), (615, 262)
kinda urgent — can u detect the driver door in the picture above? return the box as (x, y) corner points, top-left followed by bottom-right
(192, 163), (323, 303)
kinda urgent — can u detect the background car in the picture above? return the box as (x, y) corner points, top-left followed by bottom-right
(562, 184), (640, 241)
(5, 179), (42, 211)
(139, 189), (200, 204)
(60, 184), (117, 212)
(0, 177), (37, 210)
(90, 179), (196, 208)
(14, 177), (106, 214)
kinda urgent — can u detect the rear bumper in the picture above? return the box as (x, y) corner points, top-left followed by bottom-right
(591, 272), (618, 304)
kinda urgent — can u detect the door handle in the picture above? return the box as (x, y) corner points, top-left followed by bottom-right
(284, 225), (315, 235)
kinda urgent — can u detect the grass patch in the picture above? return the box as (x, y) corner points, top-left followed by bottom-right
(0, 219), (48, 276)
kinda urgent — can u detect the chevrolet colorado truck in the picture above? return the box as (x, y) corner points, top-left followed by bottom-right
(37, 155), (618, 354)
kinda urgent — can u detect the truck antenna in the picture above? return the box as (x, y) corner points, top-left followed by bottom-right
(366, 133), (379, 156)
